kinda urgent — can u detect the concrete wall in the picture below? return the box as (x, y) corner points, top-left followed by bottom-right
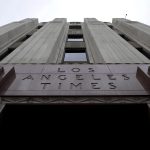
(1, 18), (67, 63)
(83, 18), (150, 63)
(112, 18), (150, 54)
(0, 18), (38, 56)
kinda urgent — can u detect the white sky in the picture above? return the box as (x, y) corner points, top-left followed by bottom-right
(0, 0), (150, 26)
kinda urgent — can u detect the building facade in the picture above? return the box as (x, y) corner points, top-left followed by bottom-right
(0, 18), (150, 110)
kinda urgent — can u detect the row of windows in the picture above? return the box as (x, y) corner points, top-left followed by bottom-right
(63, 38), (87, 62)
(63, 24), (88, 63)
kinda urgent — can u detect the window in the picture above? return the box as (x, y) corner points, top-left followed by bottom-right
(67, 38), (84, 42)
(36, 25), (43, 29)
(69, 25), (81, 29)
(20, 36), (30, 42)
(65, 48), (86, 53)
(63, 47), (87, 63)
(68, 34), (83, 39)
(70, 22), (81, 24)
(64, 52), (87, 62)
(119, 34), (130, 41)
(63, 24), (88, 63)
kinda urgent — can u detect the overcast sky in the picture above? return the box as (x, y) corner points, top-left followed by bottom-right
(0, 0), (150, 26)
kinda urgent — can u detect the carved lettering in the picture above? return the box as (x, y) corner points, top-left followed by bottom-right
(92, 74), (101, 80)
(72, 68), (80, 72)
(58, 68), (65, 72)
(91, 83), (101, 89)
(122, 74), (130, 80)
(88, 68), (95, 72)
(107, 74), (116, 80)
(22, 75), (34, 80)
(108, 82), (117, 89)
(41, 83), (51, 89)
(76, 74), (84, 80)
(58, 75), (67, 80)
(70, 83), (82, 89)
(58, 83), (62, 89)
(41, 75), (51, 80)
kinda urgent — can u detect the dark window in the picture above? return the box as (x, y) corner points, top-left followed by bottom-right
(8, 42), (22, 50)
(19, 36), (30, 42)
(65, 48), (86, 53)
(26, 29), (38, 37)
(119, 34), (130, 41)
(68, 34), (83, 39)
(37, 25), (43, 29)
(108, 25), (113, 29)
(69, 25), (81, 29)
(70, 22), (81, 24)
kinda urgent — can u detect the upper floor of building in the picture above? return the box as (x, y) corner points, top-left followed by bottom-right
(0, 18), (150, 64)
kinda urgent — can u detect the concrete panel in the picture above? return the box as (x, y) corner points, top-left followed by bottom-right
(1, 18), (67, 63)
(84, 18), (150, 63)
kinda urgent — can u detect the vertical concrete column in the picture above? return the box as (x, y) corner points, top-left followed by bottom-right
(83, 18), (105, 63)
(112, 18), (150, 55)
(84, 18), (150, 63)
(0, 18), (38, 57)
(47, 18), (68, 63)
(1, 18), (68, 63)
